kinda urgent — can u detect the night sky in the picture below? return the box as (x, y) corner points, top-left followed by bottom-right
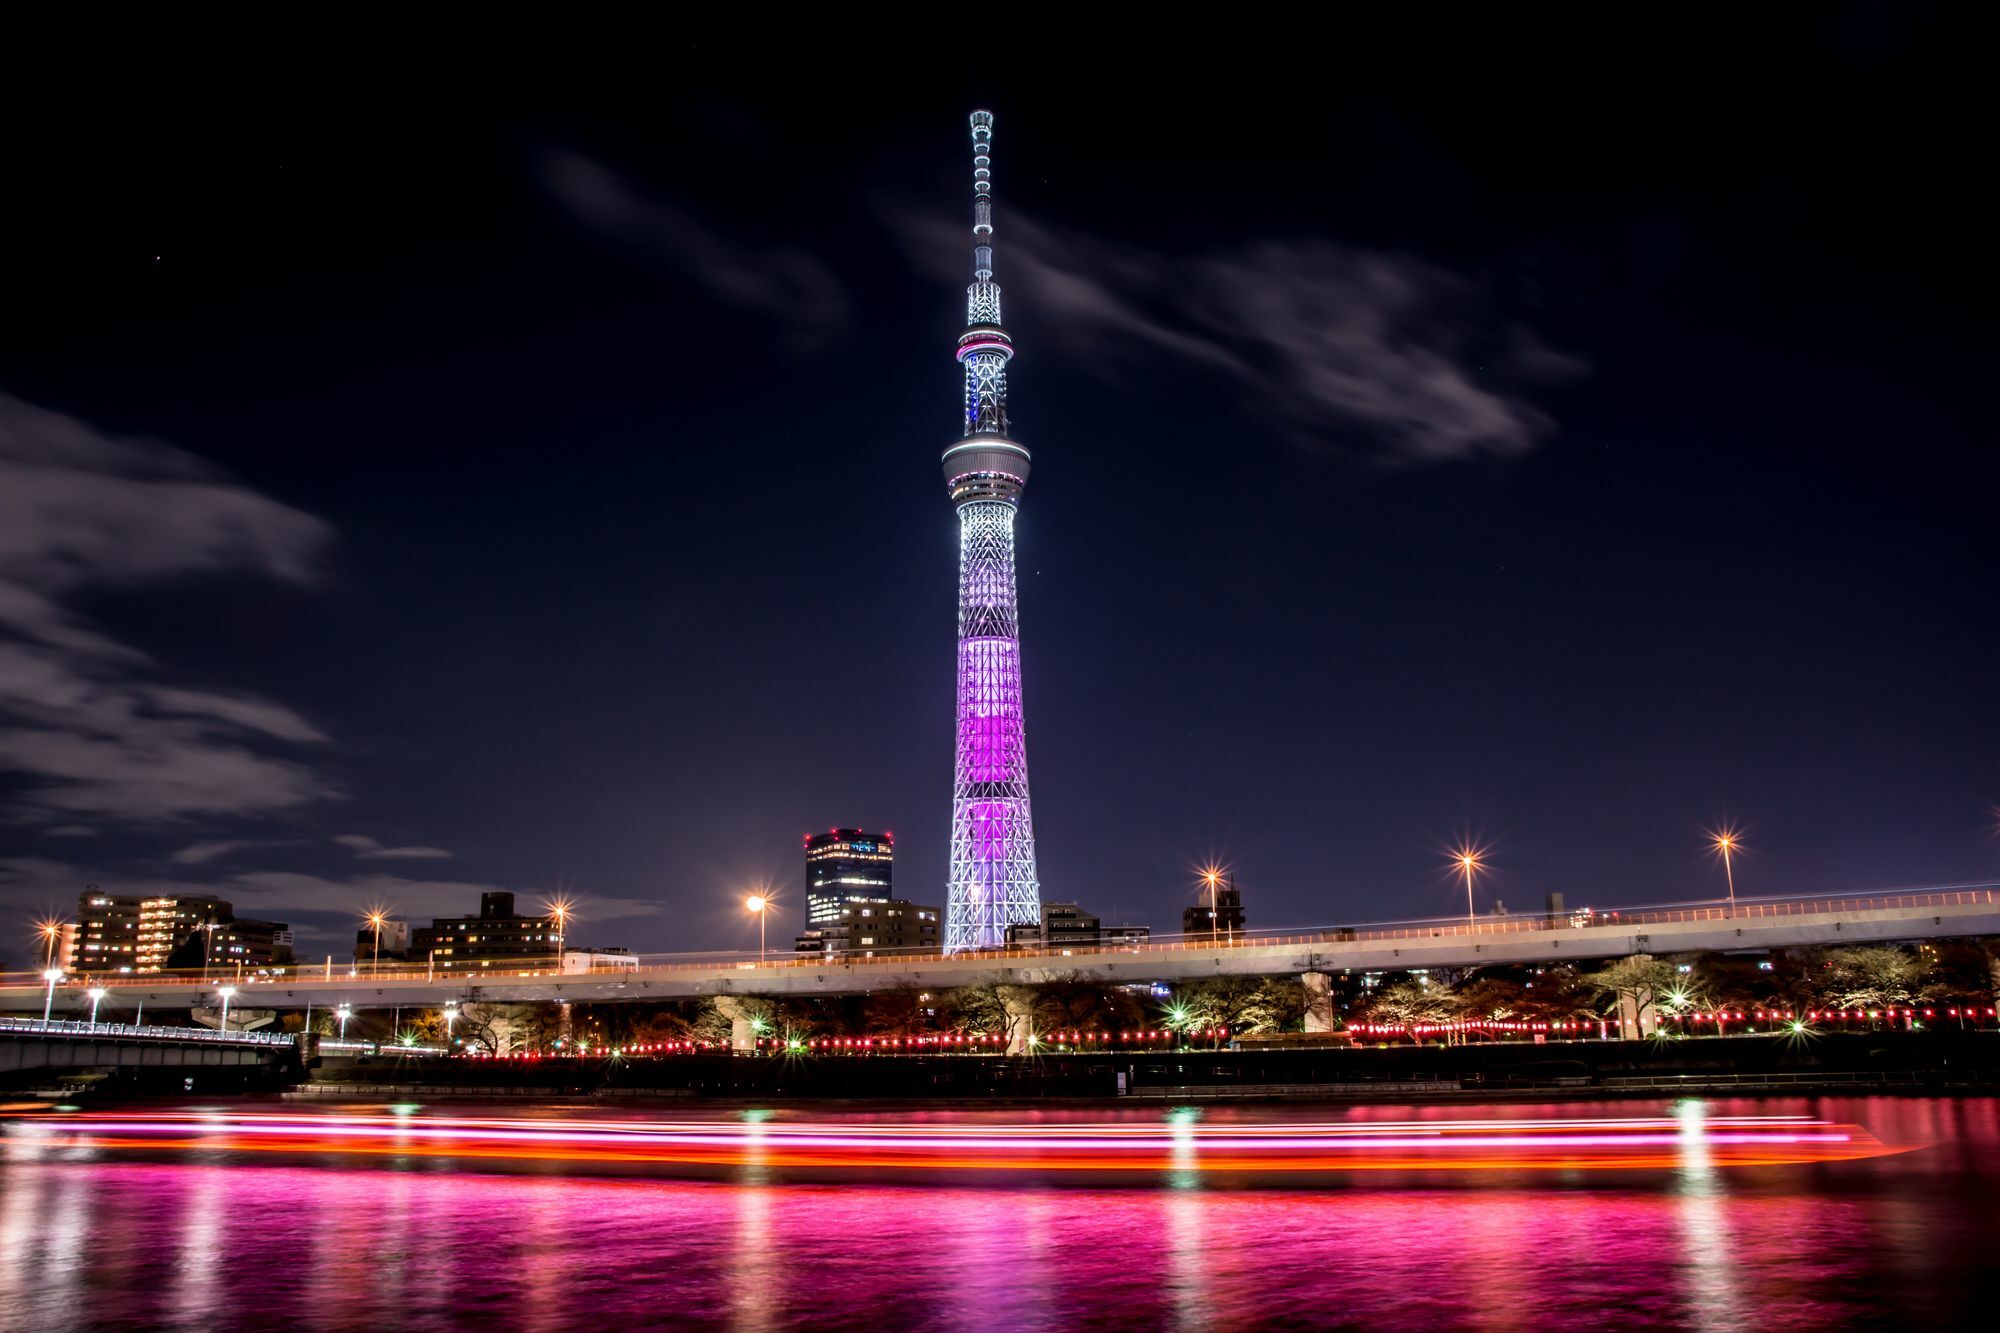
(3, 12), (1993, 966)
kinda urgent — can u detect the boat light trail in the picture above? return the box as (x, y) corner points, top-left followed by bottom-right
(4, 1110), (1908, 1175)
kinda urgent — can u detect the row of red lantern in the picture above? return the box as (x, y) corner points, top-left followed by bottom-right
(750, 1029), (1236, 1051)
(1040, 1029), (1230, 1043)
(1349, 1020), (1605, 1034)
(780, 1035), (1006, 1049)
(1666, 1007), (1999, 1022)
(451, 1043), (726, 1058)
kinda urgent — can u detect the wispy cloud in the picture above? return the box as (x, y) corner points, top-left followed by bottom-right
(227, 871), (660, 928)
(542, 149), (850, 351)
(334, 834), (454, 862)
(888, 209), (1582, 463)
(0, 393), (336, 824)
(168, 840), (257, 866)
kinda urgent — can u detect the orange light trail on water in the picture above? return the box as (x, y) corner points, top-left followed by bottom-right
(5, 1110), (1914, 1175)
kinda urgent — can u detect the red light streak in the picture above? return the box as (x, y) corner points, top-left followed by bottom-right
(7, 1110), (1911, 1176)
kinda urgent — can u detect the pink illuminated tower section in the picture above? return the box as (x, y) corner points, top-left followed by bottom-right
(942, 110), (1042, 951)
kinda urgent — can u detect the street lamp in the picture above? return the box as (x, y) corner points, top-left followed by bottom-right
(37, 919), (64, 970)
(40, 969), (63, 1028)
(87, 987), (108, 1029)
(745, 894), (769, 965)
(1453, 846), (1486, 930)
(1710, 830), (1741, 917)
(1200, 867), (1223, 944)
(201, 921), (220, 983)
(365, 908), (389, 971)
(444, 1001), (460, 1052)
(217, 985), (237, 1035)
(335, 1003), (351, 1039)
(544, 897), (573, 969)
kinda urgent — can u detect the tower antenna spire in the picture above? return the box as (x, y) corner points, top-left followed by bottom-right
(970, 108), (995, 281)
(941, 110), (1042, 953)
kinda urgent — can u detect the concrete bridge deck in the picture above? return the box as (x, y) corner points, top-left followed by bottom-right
(4, 887), (1995, 1014)
(0, 1018), (300, 1076)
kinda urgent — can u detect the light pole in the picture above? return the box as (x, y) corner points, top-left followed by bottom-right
(545, 898), (572, 970)
(1711, 831), (1740, 917)
(444, 1001), (460, 1053)
(1201, 868), (1222, 943)
(1454, 847), (1485, 931)
(217, 985), (237, 1035)
(87, 987), (107, 1029)
(746, 895), (769, 965)
(38, 920), (63, 970)
(366, 909), (388, 971)
(40, 969), (63, 1028)
(336, 1003), (351, 1039)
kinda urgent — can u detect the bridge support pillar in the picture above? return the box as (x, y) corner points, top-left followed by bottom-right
(1301, 971), (1338, 1033)
(192, 1007), (277, 1034)
(1618, 984), (1659, 1041)
(712, 996), (763, 1054)
(997, 985), (1036, 1056)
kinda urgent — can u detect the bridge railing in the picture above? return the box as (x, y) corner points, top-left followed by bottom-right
(11, 887), (1998, 993)
(0, 1017), (294, 1045)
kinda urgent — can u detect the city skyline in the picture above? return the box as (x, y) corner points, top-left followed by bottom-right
(2, 19), (1995, 966)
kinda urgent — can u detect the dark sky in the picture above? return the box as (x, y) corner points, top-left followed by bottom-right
(3, 11), (1994, 966)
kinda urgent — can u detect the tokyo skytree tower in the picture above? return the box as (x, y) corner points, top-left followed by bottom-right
(942, 110), (1042, 951)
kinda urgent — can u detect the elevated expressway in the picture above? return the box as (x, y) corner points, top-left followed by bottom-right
(6, 889), (1996, 1027)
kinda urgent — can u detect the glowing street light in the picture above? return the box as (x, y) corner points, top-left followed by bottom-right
(364, 907), (390, 970)
(36, 919), (65, 970)
(1453, 846), (1486, 930)
(40, 969), (63, 1028)
(1710, 829), (1742, 917)
(444, 1001), (461, 1051)
(87, 987), (108, 1029)
(1199, 866), (1232, 944)
(217, 985), (238, 1035)
(544, 897), (574, 967)
(746, 895), (769, 965)
(335, 1003), (351, 1039)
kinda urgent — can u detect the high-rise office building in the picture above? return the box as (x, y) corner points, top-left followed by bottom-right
(208, 918), (294, 971)
(71, 891), (289, 973)
(805, 829), (894, 925)
(409, 891), (563, 975)
(794, 898), (940, 960)
(1004, 902), (1152, 951)
(72, 891), (225, 973)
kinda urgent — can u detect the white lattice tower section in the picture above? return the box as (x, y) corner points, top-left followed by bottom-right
(941, 110), (1042, 950)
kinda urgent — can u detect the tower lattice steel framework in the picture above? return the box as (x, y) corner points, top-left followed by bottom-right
(942, 110), (1042, 950)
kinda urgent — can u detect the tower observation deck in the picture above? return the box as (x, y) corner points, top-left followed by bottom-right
(942, 110), (1042, 951)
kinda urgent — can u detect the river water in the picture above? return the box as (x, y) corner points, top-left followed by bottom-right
(1, 1096), (1994, 1331)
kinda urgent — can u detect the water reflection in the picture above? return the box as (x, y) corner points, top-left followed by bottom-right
(0, 1097), (1988, 1331)
(1670, 1099), (1741, 1331)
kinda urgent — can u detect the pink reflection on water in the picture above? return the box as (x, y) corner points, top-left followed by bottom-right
(0, 1097), (1991, 1331)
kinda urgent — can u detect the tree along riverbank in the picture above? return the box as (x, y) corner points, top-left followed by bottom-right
(24, 1030), (1997, 1105)
(270, 1030), (2000, 1103)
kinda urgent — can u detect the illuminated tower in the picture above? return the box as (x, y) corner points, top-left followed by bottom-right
(943, 109), (1042, 950)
